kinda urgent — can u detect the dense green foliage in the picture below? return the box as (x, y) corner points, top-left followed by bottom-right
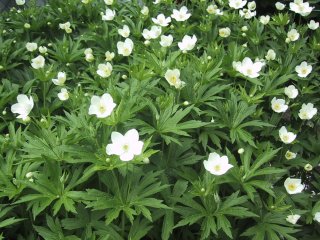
(0, 0), (320, 239)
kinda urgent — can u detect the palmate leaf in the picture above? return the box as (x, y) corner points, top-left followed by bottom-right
(34, 215), (81, 240)
(174, 191), (257, 239)
(0, 205), (25, 229)
(241, 213), (300, 240)
(81, 170), (169, 225)
(211, 93), (273, 147)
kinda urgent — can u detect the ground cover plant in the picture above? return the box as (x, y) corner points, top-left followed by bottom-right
(0, 0), (320, 239)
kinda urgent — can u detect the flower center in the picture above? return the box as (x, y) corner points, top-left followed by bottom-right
(283, 135), (289, 142)
(122, 144), (129, 152)
(246, 69), (253, 75)
(288, 184), (297, 191)
(99, 105), (106, 113)
(274, 103), (281, 111)
(214, 165), (221, 172)
(301, 69), (307, 75)
(170, 76), (177, 84)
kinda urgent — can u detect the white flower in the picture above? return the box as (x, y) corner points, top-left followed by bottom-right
(314, 212), (320, 223)
(59, 21), (72, 33)
(26, 42), (38, 52)
(284, 85), (298, 99)
(11, 94), (34, 120)
(84, 48), (94, 62)
(39, 46), (47, 54)
(160, 35), (173, 47)
(97, 63), (113, 78)
(102, 9), (116, 21)
(88, 93), (116, 118)
(271, 97), (288, 113)
(57, 88), (69, 101)
(295, 61), (312, 78)
(275, 2), (285, 10)
(203, 152), (233, 176)
(308, 20), (319, 30)
(247, 1), (256, 10)
(164, 69), (185, 89)
(279, 126), (296, 144)
(117, 38), (134, 56)
(229, 0), (247, 9)
(104, 0), (113, 5)
(16, 0), (25, 5)
(105, 51), (115, 61)
(171, 6), (191, 22)
(233, 57), (264, 78)
(286, 215), (301, 224)
(284, 177), (304, 194)
(298, 103), (317, 120)
(52, 72), (67, 86)
(285, 150), (297, 160)
(142, 26), (162, 39)
(219, 27), (231, 38)
(265, 49), (276, 61)
(178, 35), (197, 52)
(141, 6), (149, 16)
(106, 129), (144, 161)
(207, 4), (223, 15)
(152, 14), (171, 27)
(85, 53), (94, 62)
(286, 29), (299, 42)
(239, 9), (256, 19)
(259, 15), (270, 25)
(118, 25), (130, 38)
(290, 0), (314, 16)
(31, 55), (45, 69)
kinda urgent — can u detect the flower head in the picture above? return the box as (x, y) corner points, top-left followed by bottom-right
(286, 29), (299, 42)
(295, 61), (312, 78)
(88, 93), (116, 118)
(117, 38), (134, 56)
(178, 35), (197, 52)
(275, 2), (285, 10)
(97, 63), (113, 78)
(102, 9), (116, 21)
(52, 72), (67, 86)
(207, 4), (223, 15)
(31, 55), (45, 69)
(11, 94), (34, 120)
(308, 20), (319, 30)
(160, 34), (173, 47)
(284, 177), (304, 194)
(298, 103), (317, 120)
(152, 14), (171, 27)
(279, 126), (296, 144)
(233, 57), (264, 78)
(271, 97), (288, 113)
(203, 152), (233, 175)
(57, 88), (69, 101)
(229, 0), (247, 9)
(290, 0), (314, 16)
(286, 214), (301, 224)
(164, 69), (185, 89)
(26, 42), (38, 52)
(16, 0), (25, 5)
(118, 25), (130, 38)
(285, 150), (297, 160)
(219, 27), (231, 38)
(171, 6), (191, 22)
(284, 85), (298, 99)
(106, 129), (144, 161)
(265, 49), (276, 61)
(259, 15), (270, 25)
